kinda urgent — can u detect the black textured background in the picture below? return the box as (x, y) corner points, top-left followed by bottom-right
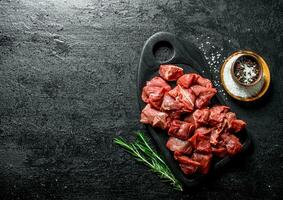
(0, 0), (282, 199)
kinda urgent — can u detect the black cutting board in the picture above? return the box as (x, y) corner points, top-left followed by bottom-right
(137, 32), (251, 188)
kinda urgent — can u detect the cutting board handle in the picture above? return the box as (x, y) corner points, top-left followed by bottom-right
(140, 32), (209, 76)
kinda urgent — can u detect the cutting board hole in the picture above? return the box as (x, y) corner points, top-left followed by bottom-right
(153, 41), (174, 63)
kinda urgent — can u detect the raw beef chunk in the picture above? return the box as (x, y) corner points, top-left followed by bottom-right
(140, 104), (170, 129)
(159, 64), (184, 81)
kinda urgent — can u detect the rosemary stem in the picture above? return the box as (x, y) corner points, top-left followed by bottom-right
(114, 132), (183, 191)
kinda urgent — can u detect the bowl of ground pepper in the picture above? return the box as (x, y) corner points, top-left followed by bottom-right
(231, 54), (263, 87)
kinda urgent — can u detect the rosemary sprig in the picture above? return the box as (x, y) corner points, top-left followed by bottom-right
(114, 131), (183, 191)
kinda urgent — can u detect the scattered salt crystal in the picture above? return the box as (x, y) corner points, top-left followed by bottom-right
(197, 37), (228, 100)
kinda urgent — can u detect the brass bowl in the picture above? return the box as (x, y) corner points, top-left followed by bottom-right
(221, 50), (271, 102)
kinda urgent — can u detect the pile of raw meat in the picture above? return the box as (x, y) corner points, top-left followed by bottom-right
(140, 64), (246, 175)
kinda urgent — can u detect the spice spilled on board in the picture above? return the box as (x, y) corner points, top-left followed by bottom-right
(197, 36), (228, 100)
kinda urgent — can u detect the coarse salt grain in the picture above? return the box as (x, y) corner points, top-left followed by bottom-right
(198, 37), (227, 100)
(235, 62), (258, 84)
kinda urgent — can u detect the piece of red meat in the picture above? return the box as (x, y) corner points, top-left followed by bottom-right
(210, 105), (230, 114)
(174, 151), (200, 175)
(188, 134), (198, 148)
(226, 112), (236, 125)
(189, 130), (206, 148)
(141, 77), (171, 109)
(212, 146), (227, 157)
(223, 134), (243, 156)
(168, 120), (195, 140)
(174, 151), (200, 166)
(231, 119), (246, 132)
(161, 94), (183, 111)
(210, 123), (226, 145)
(177, 72), (212, 89)
(210, 128), (219, 145)
(168, 86), (196, 112)
(194, 127), (211, 137)
(184, 110), (209, 129)
(208, 105), (230, 126)
(141, 86), (166, 109)
(190, 85), (217, 108)
(184, 113), (194, 123)
(145, 76), (171, 91)
(192, 108), (210, 127)
(140, 104), (170, 129)
(190, 85), (214, 96)
(196, 76), (213, 88)
(166, 110), (182, 119)
(219, 131), (230, 140)
(225, 112), (246, 132)
(191, 153), (212, 174)
(179, 87), (196, 112)
(179, 163), (198, 175)
(177, 73), (199, 88)
(196, 139), (212, 154)
(167, 86), (179, 98)
(189, 127), (212, 154)
(166, 137), (192, 154)
(195, 91), (217, 108)
(226, 112), (236, 130)
(159, 64), (184, 81)
(219, 132), (229, 144)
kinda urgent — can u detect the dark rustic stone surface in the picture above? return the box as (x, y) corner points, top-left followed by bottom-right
(0, 0), (282, 199)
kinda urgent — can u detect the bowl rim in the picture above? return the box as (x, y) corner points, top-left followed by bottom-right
(220, 50), (271, 102)
(230, 54), (263, 87)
